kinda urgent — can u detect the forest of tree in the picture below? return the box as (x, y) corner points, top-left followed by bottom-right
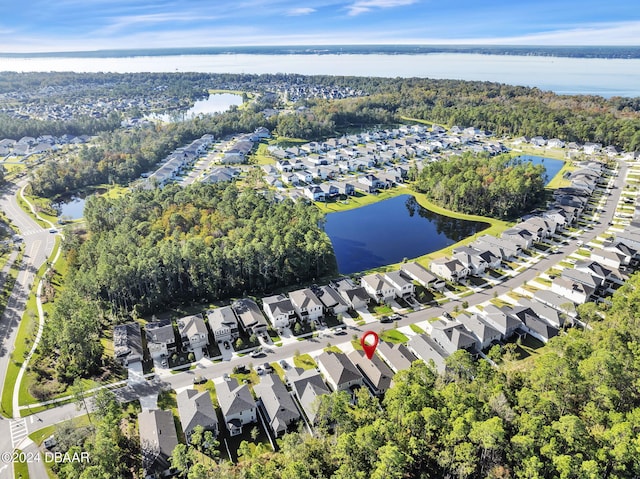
(64, 182), (336, 314)
(414, 153), (547, 219)
(158, 274), (640, 479)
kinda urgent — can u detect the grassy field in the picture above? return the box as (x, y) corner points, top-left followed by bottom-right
(293, 353), (317, 370)
(379, 329), (409, 344)
(314, 188), (404, 214)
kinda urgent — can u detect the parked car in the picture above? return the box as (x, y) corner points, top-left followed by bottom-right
(223, 373), (230, 381)
(193, 375), (207, 384)
(250, 349), (264, 358)
(279, 359), (289, 369)
(256, 366), (264, 375)
(263, 362), (273, 373)
(380, 316), (393, 323)
(335, 327), (347, 335)
(389, 313), (400, 320)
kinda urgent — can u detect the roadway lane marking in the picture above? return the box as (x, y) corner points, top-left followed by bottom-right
(10, 418), (28, 448)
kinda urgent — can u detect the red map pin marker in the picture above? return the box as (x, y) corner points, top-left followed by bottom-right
(360, 331), (379, 360)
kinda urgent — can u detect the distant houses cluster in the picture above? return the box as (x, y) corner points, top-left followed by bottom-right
(0, 134), (90, 158)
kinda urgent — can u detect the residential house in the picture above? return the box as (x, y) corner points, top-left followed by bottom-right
(510, 306), (559, 343)
(289, 288), (324, 323)
(254, 374), (300, 436)
(480, 304), (522, 338)
(139, 409), (179, 477)
(561, 268), (601, 294)
(294, 170), (314, 184)
(232, 298), (268, 335)
(145, 320), (177, 361)
(518, 298), (566, 329)
(360, 273), (397, 303)
(475, 235), (521, 260)
(332, 181), (355, 196)
(551, 277), (594, 304)
(316, 285), (349, 315)
(332, 277), (370, 310)
(452, 246), (488, 275)
(384, 270), (415, 298)
(113, 322), (143, 367)
(206, 306), (240, 344)
(401, 262), (446, 290)
(216, 378), (257, 436)
(430, 320), (477, 355)
(316, 351), (364, 392)
(430, 257), (469, 282)
(501, 227), (534, 249)
(455, 313), (501, 350)
(177, 314), (209, 355)
(177, 389), (219, 443)
(376, 341), (417, 373)
(604, 241), (637, 266)
(532, 290), (577, 318)
(303, 185), (325, 201)
(287, 367), (331, 424)
(407, 334), (449, 373)
(262, 294), (297, 329)
(590, 248), (624, 270)
(319, 183), (339, 198)
(348, 350), (394, 396)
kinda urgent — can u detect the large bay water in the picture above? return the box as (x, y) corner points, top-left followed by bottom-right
(324, 194), (489, 274)
(1, 53), (639, 97)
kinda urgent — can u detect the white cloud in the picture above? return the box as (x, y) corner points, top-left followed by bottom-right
(347, 0), (418, 16)
(287, 7), (316, 16)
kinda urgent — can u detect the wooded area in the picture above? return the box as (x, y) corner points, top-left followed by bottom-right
(414, 153), (547, 219)
(64, 182), (336, 314)
(171, 274), (640, 479)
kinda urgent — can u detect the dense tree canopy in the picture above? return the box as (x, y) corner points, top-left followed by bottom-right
(66, 182), (336, 313)
(414, 153), (547, 219)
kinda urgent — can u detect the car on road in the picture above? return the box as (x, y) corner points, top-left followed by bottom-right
(335, 327), (347, 335)
(193, 375), (207, 384)
(250, 349), (265, 358)
(389, 313), (400, 320)
(49, 228), (57, 233)
(380, 316), (393, 323)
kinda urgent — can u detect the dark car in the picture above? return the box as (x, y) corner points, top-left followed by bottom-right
(380, 316), (393, 323)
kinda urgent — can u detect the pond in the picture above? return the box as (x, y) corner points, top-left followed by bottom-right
(514, 155), (564, 185)
(53, 196), (87, 220)
(324, 194), (490, 274)
(148, 92), (243, 122)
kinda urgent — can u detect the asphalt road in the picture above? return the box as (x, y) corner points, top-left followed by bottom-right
(0, 180), (56, 478)
(0, 160), (626, 477)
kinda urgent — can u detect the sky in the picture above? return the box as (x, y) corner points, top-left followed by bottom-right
(1, 0), (639, 53)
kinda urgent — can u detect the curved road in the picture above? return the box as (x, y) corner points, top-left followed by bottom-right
(0, 180), (56, 478)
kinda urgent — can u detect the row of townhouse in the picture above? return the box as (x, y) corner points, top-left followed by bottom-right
(513, 135), (633, 159)
(145, 134), (215, 186)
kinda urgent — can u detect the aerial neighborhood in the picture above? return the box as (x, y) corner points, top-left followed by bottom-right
(94, 117), (640, 477)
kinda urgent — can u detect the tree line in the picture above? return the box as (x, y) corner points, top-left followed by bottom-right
(413, 152), (547, 219)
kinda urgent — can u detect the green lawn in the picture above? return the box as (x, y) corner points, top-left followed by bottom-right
(410, 323), (426, 334)
(323, 345), (342, 354)
(293, 354), (317, 370)
(379, 329), (409, 344)
(13, 450), (30, 479)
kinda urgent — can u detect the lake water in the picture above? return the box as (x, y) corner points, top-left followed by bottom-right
(1, 54), (639, 97)
(147, 92), (243, 121)
(515, 155), (564, 185)
(53, 196), (86, 219)
(324, 194), (489, 274)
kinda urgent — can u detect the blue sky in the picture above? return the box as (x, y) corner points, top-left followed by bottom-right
(2, 0), (639, 52)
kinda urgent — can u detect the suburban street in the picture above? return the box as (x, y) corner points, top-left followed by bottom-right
(0, 158), (627, 479)
(0, 180), (56, 479)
